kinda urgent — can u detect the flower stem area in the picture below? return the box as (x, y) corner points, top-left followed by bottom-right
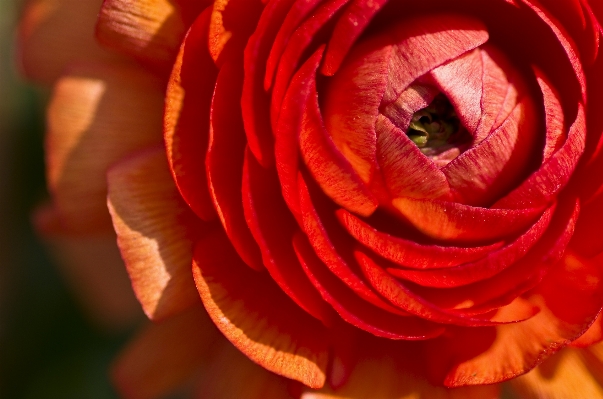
(0, 2), (130, 397)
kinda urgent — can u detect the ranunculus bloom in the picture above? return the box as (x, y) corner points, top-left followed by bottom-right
(19, 0), (603, 397)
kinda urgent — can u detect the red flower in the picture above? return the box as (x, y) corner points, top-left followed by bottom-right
(19, 0), (603, 397)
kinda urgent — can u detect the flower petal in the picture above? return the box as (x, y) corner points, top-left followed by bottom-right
(107, 147), (203, 321)
(165, 9), (218, 222)
(193, 341), (293, 399)
(112, 307), (219, 399)
(509, 347), (603, 399)
(96, 0), (208, 72)
(242, 147), (334, 324)
(206, 60), (264, 271)
(293, 232), (445, 340)
(302, 340), (500, 399)
(208, 0), (264, 64)
(46, 62), (164, 233)
(435, 251), (603, 387)
(192, 230), (330, 389)
(17, 0), (118, 84)
(391, 197), (544, 242)
(336, 209), (504, 269)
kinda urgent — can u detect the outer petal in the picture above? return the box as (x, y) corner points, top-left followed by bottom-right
(112, 307), (219, 399)
(302, 340), (500, 399)
(509, 347), (603, 398)
(46, 62), (164, 233)
(34, 204), (141, 330)
(433, 251), (603, 387)
(96, 0), (208, 72)
(192, 230), (330, 388)
(107, 147), (203, 321)
(193, 341), (294, 399)
(17, 0), (118, 84)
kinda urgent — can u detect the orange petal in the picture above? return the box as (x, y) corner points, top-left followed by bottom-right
(17, 0), (119, 84)
(96, 0), (208, 72)
(572, 311), (603, 347)
(112, 306), (219, 399)
(107, 147), (204, 321)
(193, 341), (293, 399)
(509, 347), (603, 398)
(301, 341), (499, 399)
(33, 203), (142, 331)
(46, 62), (164, 233)
(192, 229), (330, 388)
(435, 251), (603, 387)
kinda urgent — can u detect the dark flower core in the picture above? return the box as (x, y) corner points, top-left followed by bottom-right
(407, 94), (471, 156)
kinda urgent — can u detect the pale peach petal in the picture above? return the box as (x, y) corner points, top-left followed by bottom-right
(34, 203), (142, 331)
(112, 306), (219, 399)
(107, 147), (204, 321)
(96, 0), (205, 72)
(46, 62), (164, 233)
(192, 230), (330, 389)
(17, 0), (119, 84)
(194, 342), (293, 399)
(509, 347), (603, 398)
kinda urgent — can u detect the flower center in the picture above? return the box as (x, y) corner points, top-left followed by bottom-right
(406, 94), (470, 156)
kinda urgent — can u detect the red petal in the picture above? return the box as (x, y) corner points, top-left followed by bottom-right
(356, 251), (534, 326)
(299, 56), (379, 217)
(192, 230), (329, 388)
(321, 0), (388, 76)
(206, 60), (264, 271)
(293, 232), (445, 340)
(375, 114), (452, 201)
(443, 96), (539, 207)
(337, 209), (504, 269)
(387, 205), (554, 287)
(494, 102), (586, 209)
(207, 0), (264, 65)
(322, 39), (390, 185)
(165, 10), (217, 221)
(241, 0), (297, 167)
(270, 0), (349, 130)
(242, 147), (333, 325)
(382, 14), (489, 104)
(428, 49), (483, 135)
(298, 174), (410, 316)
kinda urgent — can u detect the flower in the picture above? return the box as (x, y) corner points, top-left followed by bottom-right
(18, 0), (603, 397)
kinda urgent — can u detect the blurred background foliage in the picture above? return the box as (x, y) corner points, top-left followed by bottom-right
(0, 1), (132, 397)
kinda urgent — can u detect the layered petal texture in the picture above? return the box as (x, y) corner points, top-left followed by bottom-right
(20, 0), (603, 397)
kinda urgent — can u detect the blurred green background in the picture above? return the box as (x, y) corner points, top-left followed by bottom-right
(0, 1), (132, 397)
